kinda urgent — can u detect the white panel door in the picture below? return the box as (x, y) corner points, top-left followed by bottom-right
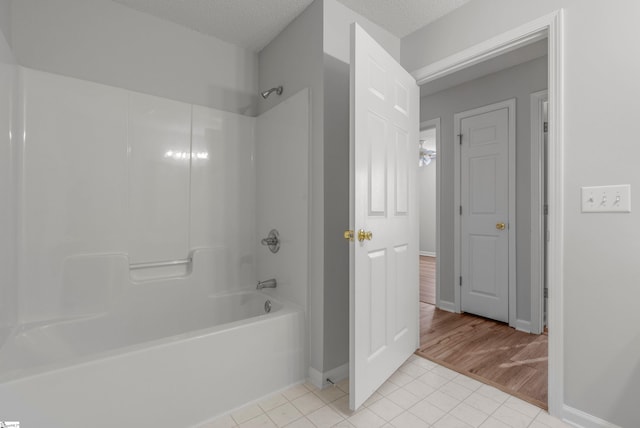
(349, 23), (419, 410)
(459, 104), (512, 322)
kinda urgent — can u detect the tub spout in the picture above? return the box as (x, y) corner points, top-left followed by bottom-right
(257, 278), (277, 289)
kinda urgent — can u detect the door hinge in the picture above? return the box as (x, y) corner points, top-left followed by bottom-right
(544, 288), (549, 298)
(543, 122), (549, 133)
(458, 134), (463, 145)
(544, 204), (549, 215)
(459, 205), (463, 215)
(459, 276), (462, 286)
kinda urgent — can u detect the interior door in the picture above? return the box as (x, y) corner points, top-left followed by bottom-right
(349, 23), (419, 410)
(458, 102), (513, 323)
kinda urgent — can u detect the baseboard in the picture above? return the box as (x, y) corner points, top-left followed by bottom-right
(437, 300), (457, 313)
(419, 251), (436, 257)
(308, 363), (349, 389)
(514, 319), (531, 333)
(563, 405), (622, 428)
(308, 366), (323, 389)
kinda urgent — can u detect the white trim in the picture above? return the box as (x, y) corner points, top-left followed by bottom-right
(420, 118), (441, 310)
(437, 300), (457, 313)
(411, 9), (565, 416)
(514, 319), (531, 333)
(412, 13), (553, 86)
(308, 366), (323, 389)
(546, 10), (565, 417)
(454, 98), (516, 325)
(308, 364), (349, 390)
(530, 90), (548, 335)
(563, 405), (623, 428)
(508, 100), (517, 328)
(419, 251), (436, 257)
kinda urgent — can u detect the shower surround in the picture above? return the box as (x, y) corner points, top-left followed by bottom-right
(0, 67), (310, 427)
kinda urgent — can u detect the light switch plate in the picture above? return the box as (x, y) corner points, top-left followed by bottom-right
(581, 184), (631, 213)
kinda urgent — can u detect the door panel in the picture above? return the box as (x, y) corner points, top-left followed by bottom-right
(350, 23), (419, 410)
(460, 106), (510, 323)
(368, 112), (388, 215)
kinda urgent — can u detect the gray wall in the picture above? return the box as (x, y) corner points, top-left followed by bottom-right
(421, 56), (547, 322)
(404, 1), (640, 426)
(0, 0), (11, 47)
(419, 129), (436, 255)
(10, 0), (258, 114)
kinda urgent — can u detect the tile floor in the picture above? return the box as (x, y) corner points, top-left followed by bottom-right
(197, 355), (571, 428)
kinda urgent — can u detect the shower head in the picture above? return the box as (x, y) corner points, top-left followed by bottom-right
(261, 86), (283, 99)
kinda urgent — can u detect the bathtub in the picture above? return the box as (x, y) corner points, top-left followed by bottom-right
(0, 291), (306, 427)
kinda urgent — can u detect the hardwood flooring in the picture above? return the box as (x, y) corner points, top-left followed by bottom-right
(418, 303), (548, 409)
(419, 256), (436, 305)
(417, 256), (547, 408)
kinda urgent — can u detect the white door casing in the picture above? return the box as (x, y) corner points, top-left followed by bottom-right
(349, 23), (419, 411)
(412, 11), (563, 416)
(455, 100), (515, 324)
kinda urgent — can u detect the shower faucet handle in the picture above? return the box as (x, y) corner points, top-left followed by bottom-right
(261, 229), (280, 253)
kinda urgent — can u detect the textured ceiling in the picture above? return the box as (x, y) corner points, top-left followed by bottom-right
(111, 0), (471, 52)
(336, 0), (471, 39)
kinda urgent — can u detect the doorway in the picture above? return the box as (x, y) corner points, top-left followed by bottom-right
(419, 121), (439, 307)
(415, 38), (551, 409)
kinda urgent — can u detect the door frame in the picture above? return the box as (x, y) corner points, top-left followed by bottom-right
(411, 10), (565, 416)
(530, 90), (548, 335)
(454, 99), (516, 325)
(419, 118), (441, 307)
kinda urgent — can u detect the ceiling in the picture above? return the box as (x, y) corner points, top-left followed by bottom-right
(111, 0), (471, 52)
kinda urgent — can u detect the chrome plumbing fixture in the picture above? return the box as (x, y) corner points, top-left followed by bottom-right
(264, 300), (272, 313)
(261, 229), (280, 253)
(260, 86), (283, 99)
(257, 278), (277, 290)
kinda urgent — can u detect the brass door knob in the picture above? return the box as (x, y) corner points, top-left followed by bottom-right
(358, 229), (373, 242)
(344, 230), (354, 241)
(496, 222), (506, 230)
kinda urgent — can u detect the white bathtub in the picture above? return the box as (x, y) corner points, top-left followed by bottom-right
(0, 291), (306, 427)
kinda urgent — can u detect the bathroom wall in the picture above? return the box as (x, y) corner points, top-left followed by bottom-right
(0, 0), (11, 46)
(420, 56), (547, 324)
(9, 0), (258, 115)
(18, 68), (257, 324)
(403, 2), (640, 426)
(0, 3), (17, 344)
(256, 89), (310, 310)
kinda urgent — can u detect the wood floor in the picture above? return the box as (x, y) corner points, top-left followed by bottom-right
(418, 257), (548, 409)
(419, 256), (435, 305)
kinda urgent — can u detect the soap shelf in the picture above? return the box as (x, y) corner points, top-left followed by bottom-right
(129, 258), (192, 270)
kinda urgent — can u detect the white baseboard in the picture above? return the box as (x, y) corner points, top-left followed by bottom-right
(437, 300), (457, 313)
(308, 363), (349, 389)
(514, 319), (531, 333)
(563, 405), (622, 428)
(419, 251), (436, 257)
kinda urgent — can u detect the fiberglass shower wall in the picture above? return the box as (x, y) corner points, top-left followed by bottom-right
(16, 68), (257, 325)
(0, 20), (18, 344)
(255, 88), (310, 311)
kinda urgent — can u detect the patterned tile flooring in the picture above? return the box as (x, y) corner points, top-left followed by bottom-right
(197, 355), (570, 428)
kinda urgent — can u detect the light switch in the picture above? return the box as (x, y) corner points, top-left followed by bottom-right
(581, 185), (631, 213)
